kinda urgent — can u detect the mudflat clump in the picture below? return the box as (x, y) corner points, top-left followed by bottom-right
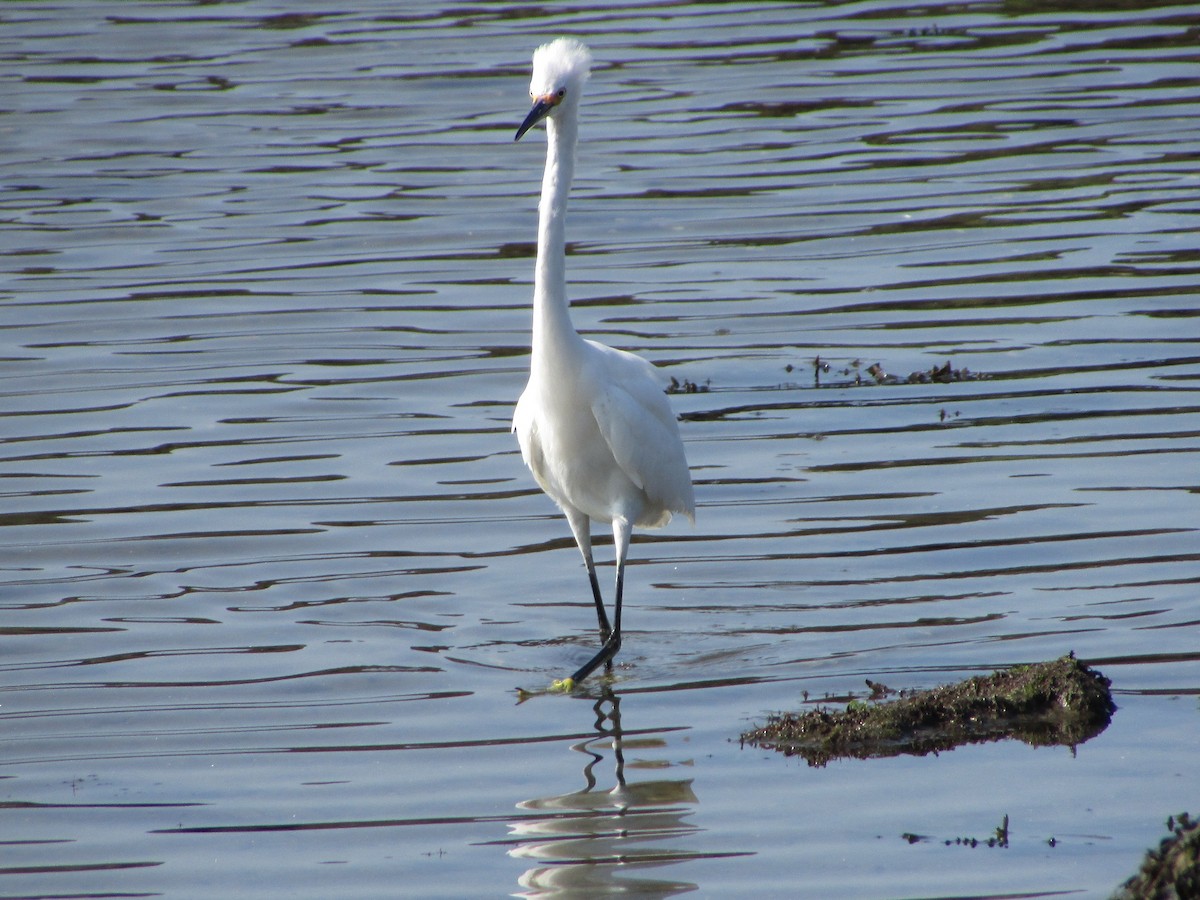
(1114, 813), (1200, 900)
(742, 653), (1115, 767)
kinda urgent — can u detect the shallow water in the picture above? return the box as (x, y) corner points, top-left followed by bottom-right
(2, 1), (1199, 897)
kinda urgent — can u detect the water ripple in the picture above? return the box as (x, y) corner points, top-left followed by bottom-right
(2, 3), (1198, 898)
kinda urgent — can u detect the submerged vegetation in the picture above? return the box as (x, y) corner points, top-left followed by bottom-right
(742, 654), (1115, 767)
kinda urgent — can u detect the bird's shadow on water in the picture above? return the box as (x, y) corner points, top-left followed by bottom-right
(501, 689), (751, 898)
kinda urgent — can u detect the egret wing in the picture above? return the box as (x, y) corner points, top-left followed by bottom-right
(589, 363), (695, 524)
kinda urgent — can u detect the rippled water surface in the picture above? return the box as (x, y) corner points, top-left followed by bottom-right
(3, 1), (1199, 897)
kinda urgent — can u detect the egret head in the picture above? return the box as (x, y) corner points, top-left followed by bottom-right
(514, 38), (593, 141)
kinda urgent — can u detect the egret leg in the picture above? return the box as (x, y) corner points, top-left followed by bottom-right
(565, 507), (611, 640)
(610, 516), (630, 639)
(560, 517), (630, 688)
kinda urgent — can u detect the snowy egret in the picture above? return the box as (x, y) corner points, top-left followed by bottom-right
(512, 38), (695, 691)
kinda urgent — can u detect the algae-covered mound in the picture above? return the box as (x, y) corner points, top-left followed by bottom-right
(1114, 813), (1200, 900)
(742, 654), (1115, 767)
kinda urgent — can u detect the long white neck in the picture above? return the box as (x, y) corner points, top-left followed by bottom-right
(532, 105), (584, 367)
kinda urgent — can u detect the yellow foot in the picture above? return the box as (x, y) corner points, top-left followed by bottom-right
(514, 678), (576, 701)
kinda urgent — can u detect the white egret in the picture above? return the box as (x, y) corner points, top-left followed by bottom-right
(512, 38), (695, 691)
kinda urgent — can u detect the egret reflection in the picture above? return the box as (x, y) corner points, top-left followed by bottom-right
(508, 691), (722, 898)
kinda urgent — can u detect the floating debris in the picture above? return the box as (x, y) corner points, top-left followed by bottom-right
(808, 355), (832, 386)
(865, 679), (894, 701)
(667, 376), (710, 394)
(910, 360), (975, 384)
(904, 814), (1018, 849)
(801, 357), (981, 388)
(1114, 812), (1200, 900)
(741, 654), (1115, 767)
(949, 815), (1009, 849)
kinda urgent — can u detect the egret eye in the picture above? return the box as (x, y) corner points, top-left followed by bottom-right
(557, 88), (566, 98)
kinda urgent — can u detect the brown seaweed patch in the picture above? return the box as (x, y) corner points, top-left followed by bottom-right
(1114, 813), (1200, 900)
(741, 654), (1115, 767)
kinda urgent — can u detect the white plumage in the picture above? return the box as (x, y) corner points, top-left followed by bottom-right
(512, 38), (694, 690)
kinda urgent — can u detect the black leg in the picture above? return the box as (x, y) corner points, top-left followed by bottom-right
(562, 520), (629, 688)
(567, 628), (621, 687)
(586, 563), (611, 641)
(566, 507), (611, 640)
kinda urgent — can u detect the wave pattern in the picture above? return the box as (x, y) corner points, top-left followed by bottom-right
(2, 2), (1198, 898)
